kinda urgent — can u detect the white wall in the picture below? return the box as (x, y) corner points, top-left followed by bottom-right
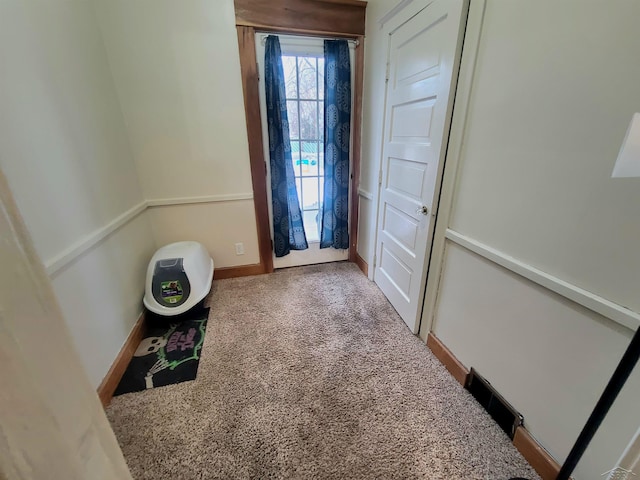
(430, 1), (640, 478)
(0, 0), (156, 386)
(51, 215), (155, 384)
(449, 0), (640, 312)
(93, 0), (260, 268)
(148, 202), (260, 266)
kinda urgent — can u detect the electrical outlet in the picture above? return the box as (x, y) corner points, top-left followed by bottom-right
(235, 242), (244, 255)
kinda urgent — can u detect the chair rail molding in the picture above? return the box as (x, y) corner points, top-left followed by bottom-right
(445, 229), (640, 332)
(44, 193), (256, 276)
(45, 201), (147, 276)
(146, 193), (254, 207)
(357, 188), (373, 200)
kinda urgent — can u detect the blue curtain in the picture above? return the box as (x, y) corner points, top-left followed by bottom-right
(320, 40), (351, 250)
(264, 36), (308, 257)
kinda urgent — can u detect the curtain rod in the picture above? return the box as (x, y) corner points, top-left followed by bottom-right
(259, 33), (359, 47)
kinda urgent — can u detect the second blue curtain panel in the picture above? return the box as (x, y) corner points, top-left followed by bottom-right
(320, 40), (351, 250)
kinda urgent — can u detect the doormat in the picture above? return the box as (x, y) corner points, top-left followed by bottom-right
(114, 307), (209, 396)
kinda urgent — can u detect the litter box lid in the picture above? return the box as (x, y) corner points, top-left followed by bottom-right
(143, 241), (214, 316)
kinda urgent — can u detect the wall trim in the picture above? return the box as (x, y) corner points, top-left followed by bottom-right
(513, 426), (561, 480)
(146, 193), (254, 207)
(237, 25), (275, 274)
(445, 229), (640, 331)
(357, 188), (373, 200)
(96, 266), (267, 409)
(213, 263), (265, 280)
(45, 201), (147, 276)
(426, 333), (469, 386)
(234, 0), (366, 37)
(97, 311), (146, 407)
(354, 252), (368, 277)
(44, 194), (258, 277)
(348, 36), (365, 264)
(428, 332), (561, 479)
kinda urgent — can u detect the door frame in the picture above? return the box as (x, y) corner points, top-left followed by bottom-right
(234, 0), (366, 275)
(370, 0), (470, 335)
(254, 34), (355, 269)
(418, 0), (485, 340)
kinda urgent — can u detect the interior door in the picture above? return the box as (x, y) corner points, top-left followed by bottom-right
(374, 0), (466, 333)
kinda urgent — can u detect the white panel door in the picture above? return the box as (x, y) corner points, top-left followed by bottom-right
(374, 0), (465, 333)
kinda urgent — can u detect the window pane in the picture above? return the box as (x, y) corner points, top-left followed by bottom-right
(298, 57), (317, 99)
(290, 141), (301, 177)
(299, 101), (318, 139)
(301, 177), (319, 210)
(303, 210), (320, 243)
(286, 101), (299, 140)
(295, 178), (302, 208)
(319, 101), (324, 142)
(282, 56), (297, 98)
(300, 141), (319, 176)
(318, 57), (325, 100)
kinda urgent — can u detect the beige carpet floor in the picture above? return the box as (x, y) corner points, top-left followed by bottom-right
(107, 262), (539, 480)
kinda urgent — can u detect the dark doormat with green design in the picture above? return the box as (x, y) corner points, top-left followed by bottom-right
(114, 307), (209, 396)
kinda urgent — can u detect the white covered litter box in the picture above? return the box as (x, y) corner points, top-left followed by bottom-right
(143, 241), (214, 316)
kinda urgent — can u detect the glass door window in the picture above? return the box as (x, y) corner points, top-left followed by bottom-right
(282, 55), (325, 242)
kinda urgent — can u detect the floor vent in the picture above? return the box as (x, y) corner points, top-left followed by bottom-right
(465, 368), (523, 439)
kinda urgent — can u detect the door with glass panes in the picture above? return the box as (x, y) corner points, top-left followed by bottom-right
(256, 34), (354, 268)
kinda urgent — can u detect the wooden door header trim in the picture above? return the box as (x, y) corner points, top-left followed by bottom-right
(311, 0), (367, 6)
(234, 0), (367, 37)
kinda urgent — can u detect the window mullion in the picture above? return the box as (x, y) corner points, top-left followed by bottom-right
(316, 56), (321, 228)
(295, 56), (303, 211)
